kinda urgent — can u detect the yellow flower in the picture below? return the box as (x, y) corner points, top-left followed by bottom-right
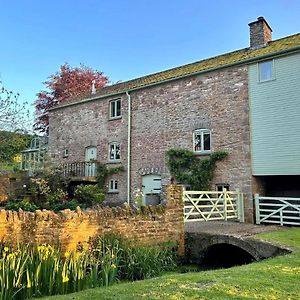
(62, 275), (69, 283)
(64, 251), (71, 258)
(111, 264), (117, 269)
(4, 247), (9, 252)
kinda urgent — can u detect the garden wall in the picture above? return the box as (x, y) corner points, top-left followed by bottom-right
(0, 185), (184, 254)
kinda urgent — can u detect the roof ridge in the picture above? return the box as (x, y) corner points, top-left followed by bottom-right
(53, 32), (300, 108)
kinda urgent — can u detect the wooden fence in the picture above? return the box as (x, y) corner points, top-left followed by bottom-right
(183, 189), (244, 223)
(255, 195), (300, 226)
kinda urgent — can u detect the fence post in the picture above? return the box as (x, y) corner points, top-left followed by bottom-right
(223, 188), (227, 221)
(255, 194), (260, 225)
(236, 189), (245, 223)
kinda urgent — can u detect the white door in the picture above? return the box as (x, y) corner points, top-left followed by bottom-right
(85, 147), (97, 176)
(142, 175), (161, 205)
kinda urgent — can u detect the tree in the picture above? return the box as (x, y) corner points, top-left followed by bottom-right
(0, 81), (30, 132)
(34, 63), (109, 134)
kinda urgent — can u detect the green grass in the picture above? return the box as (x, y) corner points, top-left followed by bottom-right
(42, 228), (300, 300)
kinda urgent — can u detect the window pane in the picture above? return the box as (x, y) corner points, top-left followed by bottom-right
(114, 180), (118, 190)
(110, 180), (114, 190)
(194, 133), (202, 152)
(259, 61), (273, 81)
(115, 144), (120, 160)
(110, 101), (116, 117)
(203, 133), (211, 151)
(110, 144), (115, 160)
(116, 100), (121, 116)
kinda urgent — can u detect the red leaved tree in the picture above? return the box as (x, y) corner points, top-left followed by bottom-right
(34, 63), (108, 134)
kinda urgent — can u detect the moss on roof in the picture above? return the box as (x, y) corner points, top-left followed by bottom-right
(55, 33), (300, 108)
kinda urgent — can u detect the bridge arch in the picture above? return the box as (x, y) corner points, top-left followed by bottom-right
(185, 232), (289, 268)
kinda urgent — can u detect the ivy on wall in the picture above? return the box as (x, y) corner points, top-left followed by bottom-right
(166, 148), (228, 190)
(96, 163), (124, 190)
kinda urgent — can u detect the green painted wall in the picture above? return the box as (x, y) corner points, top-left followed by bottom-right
(249, 52), (300, 175)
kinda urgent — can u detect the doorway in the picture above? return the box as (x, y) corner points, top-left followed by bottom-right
(142, 174), (161, 205)
(85, 146), (97, 176)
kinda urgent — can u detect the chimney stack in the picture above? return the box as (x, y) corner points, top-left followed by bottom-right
(248, 17), (272, 49)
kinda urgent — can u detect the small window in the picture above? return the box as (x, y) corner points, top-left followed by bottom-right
(109, 142), (121, 161)
(193, 129), (211, 153)
(110, 99), (121, 119)
(109, 179), (118, 192)
(216, 183), (230, 192)
(259, 60), (273, 82)
(63, 149), (69, 158)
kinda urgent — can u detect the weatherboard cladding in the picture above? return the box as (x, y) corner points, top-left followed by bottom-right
(52, 33), (300, 109)
(249, 52), (300, 175)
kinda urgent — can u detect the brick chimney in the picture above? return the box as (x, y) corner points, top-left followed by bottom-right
(248, 17), (272, 49)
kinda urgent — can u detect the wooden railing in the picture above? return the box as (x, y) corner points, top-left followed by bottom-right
(62, 161), (98, 178)
(183, 189), (244, 223)
(255, 195), (300, 226)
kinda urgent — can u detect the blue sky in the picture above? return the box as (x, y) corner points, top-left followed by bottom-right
(1, 0), (300, 123)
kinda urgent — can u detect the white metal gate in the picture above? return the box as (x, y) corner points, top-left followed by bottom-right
(183, 190), (244, 223)
(255, 194), (300, 226)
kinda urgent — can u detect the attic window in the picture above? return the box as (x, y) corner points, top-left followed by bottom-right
(259, 60), (274, 82)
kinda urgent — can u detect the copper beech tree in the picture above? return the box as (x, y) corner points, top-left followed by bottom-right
(34, 63), (109, 134)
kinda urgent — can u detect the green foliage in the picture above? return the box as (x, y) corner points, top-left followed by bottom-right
(74, 184), (105, 207)
(166, 148), (228, 190)
(96, 163), (124, 190)
(89, 235), (177, 282)
(0, 130), (31, 162)
(5, 198), (38, 212)
(0, 244), (103, 299)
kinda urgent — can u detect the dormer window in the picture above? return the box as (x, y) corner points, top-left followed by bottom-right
(193, 129), (211, 153)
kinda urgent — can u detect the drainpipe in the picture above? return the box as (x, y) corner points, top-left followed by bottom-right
(126, 91), (131, 205)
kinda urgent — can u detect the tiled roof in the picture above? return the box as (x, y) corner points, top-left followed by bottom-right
(54, 33), (300, 109)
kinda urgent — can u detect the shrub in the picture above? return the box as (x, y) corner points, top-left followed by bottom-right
(5, 198), (38, 212)
(74, 184), (105, 206)
(89, 235), (177, 281)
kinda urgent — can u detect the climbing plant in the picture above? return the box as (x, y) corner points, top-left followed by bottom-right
(166, 148), (228, 190)
(96, 162), (124, 190)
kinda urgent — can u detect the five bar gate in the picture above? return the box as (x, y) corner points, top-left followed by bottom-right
(255, 195), (300, 226)
(183, 189), (244, 223)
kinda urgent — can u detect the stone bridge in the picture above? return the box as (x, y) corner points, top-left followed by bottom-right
(185, 221), (291, 267)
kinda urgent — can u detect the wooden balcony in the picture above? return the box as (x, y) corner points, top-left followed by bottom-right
(62, 161), (98, 182)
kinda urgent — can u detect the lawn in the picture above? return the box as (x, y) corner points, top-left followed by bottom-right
(42, 228), (300, 300)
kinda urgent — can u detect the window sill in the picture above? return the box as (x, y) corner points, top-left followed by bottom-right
(258, 78), (276, 83)
(107, 160), (121, 164)
(194, 151), (212, 156)
(109, 116), (122, 121)
(107, 190), (119, 194)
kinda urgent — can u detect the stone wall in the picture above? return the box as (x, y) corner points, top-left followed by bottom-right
(49, 64), (253, 222)
(0, 175), (9, 202)
(0, 185), (184, 254)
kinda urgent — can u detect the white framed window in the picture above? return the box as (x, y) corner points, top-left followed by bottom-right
(258, 60), (274, 82)
(109, 179), (118, 192)
(193, 129), (211, 153)
(109, 99), (121, 119)
(63, 149), (69, 158)
(109, 142), (121, 161)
